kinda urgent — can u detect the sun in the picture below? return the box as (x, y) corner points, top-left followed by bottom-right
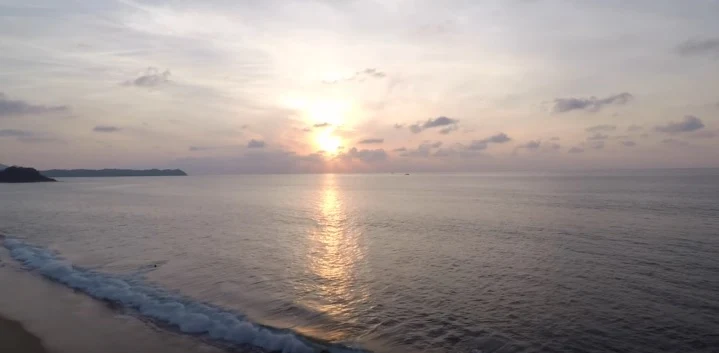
(316, 131), (342, 154)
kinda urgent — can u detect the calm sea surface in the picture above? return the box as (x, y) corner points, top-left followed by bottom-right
(1, 171), (718, 353)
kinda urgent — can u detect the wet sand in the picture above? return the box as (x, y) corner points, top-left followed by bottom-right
(0, 314), (49, 353)
(0, 249), (232, 353)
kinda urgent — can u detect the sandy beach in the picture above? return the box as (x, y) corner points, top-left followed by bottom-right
(0, 315), (48, 353)
(0, 249), (230, 353)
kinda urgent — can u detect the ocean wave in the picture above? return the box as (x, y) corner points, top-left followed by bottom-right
(2, 237), (365, 353)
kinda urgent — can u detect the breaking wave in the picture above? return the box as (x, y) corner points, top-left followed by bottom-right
(2, 237), (365, 353)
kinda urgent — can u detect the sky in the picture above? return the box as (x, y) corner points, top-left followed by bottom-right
(1, 0), (718, 174)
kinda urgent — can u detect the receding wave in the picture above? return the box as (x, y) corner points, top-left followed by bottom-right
(2, 237), (366, 353)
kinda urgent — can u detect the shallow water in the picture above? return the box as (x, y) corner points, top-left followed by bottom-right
(1, 170), (718, 353)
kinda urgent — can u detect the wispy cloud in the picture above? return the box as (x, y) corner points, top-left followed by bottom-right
(358, 138), (384, 144)
(655, 115), (705, 133)
(313, 122), (332, 128)
(93, 126), (121, 133)
(553, 93), (633, 113)
(0, 93), (69, 117)
(339, 147), (387, 163)
(409, 116), (459, 134)
(568, 147), (584, 154)
(467, 133), (512, 151)
(676, 38), (719, 57)
(322, 68), (387, 84)
(0, 129), (33, 137)
(586, 124), (617, 133)
(124, 67), (171, 87)
(247, 139), (266, 148)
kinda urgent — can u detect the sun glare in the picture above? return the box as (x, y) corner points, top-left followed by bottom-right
(316, 132), (342, 154)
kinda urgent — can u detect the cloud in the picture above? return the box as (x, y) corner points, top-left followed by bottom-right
(393, 147), (407, 152)
(676, 38), (719, 57)
(358, 138), (384, 144)
(661, 138), (689, 147)
(549, 137), (560, 141)
(552, 92), (633, 113)
(409, 116), (459, 134)
(621, 140), (637, 147)
(322, 68), (387, 84)
(301, 128), (312, 132)
(568, 147), (584, 154)
(0, 93), (69, 117)
(586, 124), (617, 133)
(339, 147), (387, 163)
(439, 125), (458, 134)
(400, 141), (443, 158)
(517, 140), (541, 150)
(393, 123), (404, 129)
(588, 141), (605, 149)
(587, 133), (609, 141)
(124, 67), (171, 87)
(93, 125), (121, 133)
(691, 130), (717, 139)
(247, 139), (266, 148)
(313, 122), (331, 128)
(0, 129), (33, 137)
(189, 146), (211, 151)
(467, 132), (512, 151)
(627, 125), (643, 132)
(655, 115), (705, 133)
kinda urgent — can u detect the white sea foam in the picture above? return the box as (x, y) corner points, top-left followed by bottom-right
(2, 238), (363, 353)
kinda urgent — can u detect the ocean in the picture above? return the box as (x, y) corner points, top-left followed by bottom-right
(1, 170), (718, 353)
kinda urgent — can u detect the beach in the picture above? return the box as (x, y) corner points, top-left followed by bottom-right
(0, 315), (48, 353)
(0, 254), (229, 353)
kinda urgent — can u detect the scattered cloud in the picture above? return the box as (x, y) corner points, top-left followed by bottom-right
(661, 138), (689, 147)
(627, 125), (643, 132)
(322, 68), (387, 84)
(586, 124), (617, 133)
(588, 141), (605, 149)
(439, 125), (459, 134)
(568, 147), (585, 154)
(655, 115), (705, 133)
(587, 133), (609, 141)
(393, 147), (407, 152)
(691, 130), (717, 139)
(93, 125), (121, 133)
(553, 92), (633, 113)
(0, 129), (33, 137)
(409, 116), (459, 134)
(467, 132), (512, 151)
(676, 38), (719, 58)
(247, 139), (266, 148)
(393, 123), (404, 129)
(621, 140), (637, 147)
(358, 138), (384, 144)
(516, 140), (541, 150)
(124, 67), (171, 87)
(189, 146), (213, 152)
(400, 141), (443, 158)
(339, 147), (387, 163)
(0, 93), (69, 117)
(549, 137), (560, 141)
(313, 122), (332, 128)
(302, 128), (312, 132)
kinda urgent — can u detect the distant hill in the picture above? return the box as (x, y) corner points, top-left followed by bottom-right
(0, 166), (56, 183)
(41, 169), (188, 178)
(0, 164), (7, 170)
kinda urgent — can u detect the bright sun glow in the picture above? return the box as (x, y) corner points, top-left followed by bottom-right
(316, 132), (342, 154)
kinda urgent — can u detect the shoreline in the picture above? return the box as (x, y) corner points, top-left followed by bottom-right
(0, 314), (49, 353)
